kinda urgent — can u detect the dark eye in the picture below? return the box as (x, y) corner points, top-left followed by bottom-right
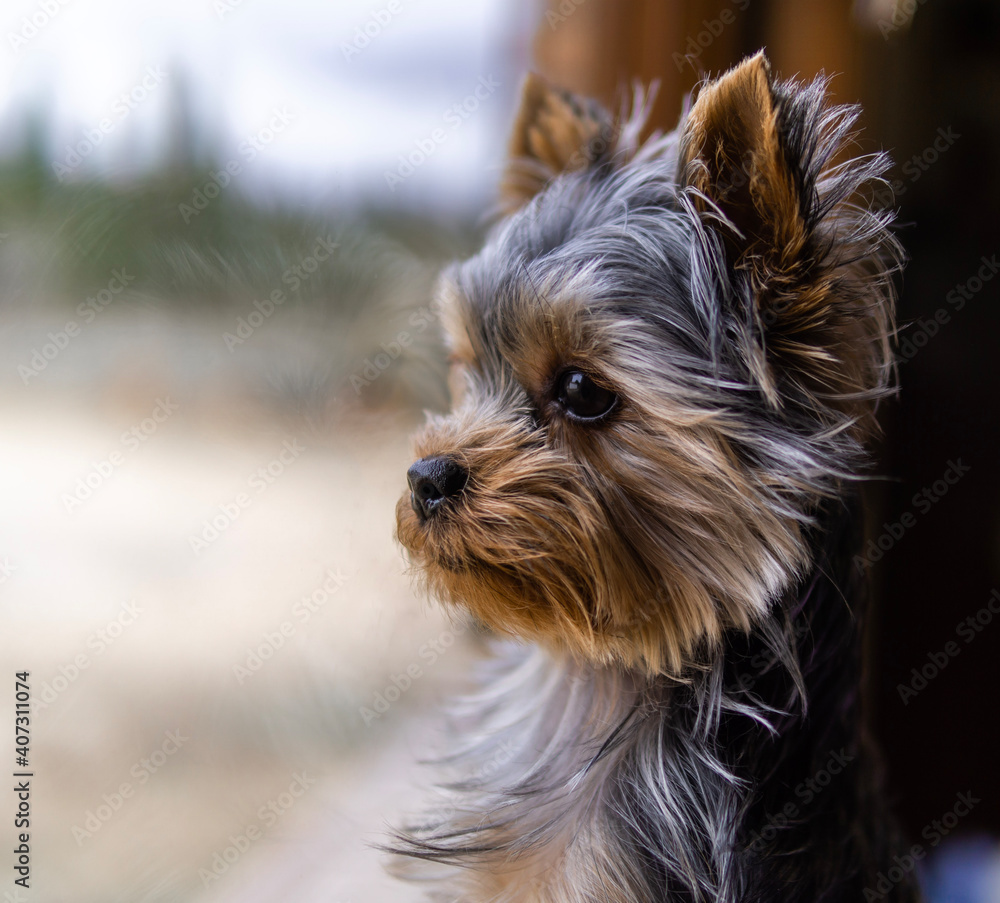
(556, 369), (617, 421)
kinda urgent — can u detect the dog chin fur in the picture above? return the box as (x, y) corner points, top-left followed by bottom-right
(390, 53), (917, 903)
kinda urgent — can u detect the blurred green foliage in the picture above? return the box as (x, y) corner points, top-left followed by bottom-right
(0, 127), (480, 411)
(0, 127), (480, 312)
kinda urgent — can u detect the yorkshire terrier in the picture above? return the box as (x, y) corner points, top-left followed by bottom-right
(392, 53), (919, 903)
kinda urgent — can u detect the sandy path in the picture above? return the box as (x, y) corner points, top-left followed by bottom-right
(0, 384), (468, 902)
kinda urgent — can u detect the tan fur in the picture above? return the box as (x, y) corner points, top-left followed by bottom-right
(397, 282), (808, 676)
(679, 53), (803, 267)
(397, 55), (893, 676)
(678, 53), (893, 428)
(390, 54), (903, 903)
(501, 73), (615, 210)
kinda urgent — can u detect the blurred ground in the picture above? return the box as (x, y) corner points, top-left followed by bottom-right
(0, 302), (473, 902)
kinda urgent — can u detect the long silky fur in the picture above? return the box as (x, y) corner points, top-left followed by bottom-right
(390, 501), (909, 903)
(390, 58), (916, 903)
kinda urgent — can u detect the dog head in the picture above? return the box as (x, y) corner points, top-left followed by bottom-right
(396, 53), (899, 675)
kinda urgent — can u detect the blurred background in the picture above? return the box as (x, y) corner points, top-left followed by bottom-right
(0, 0), (998, 900)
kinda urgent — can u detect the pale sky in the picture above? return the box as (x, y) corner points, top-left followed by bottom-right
(0, 0), (538, 212)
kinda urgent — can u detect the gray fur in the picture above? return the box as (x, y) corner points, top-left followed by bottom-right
(389, 70), (914, 903)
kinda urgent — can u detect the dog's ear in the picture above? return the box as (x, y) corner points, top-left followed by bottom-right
(501, 73), (616, 210)
(678, 52), (897, 416)
(678, 52), (809, 279)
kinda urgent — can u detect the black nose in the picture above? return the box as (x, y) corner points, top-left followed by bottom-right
(407, 456), (468, 520)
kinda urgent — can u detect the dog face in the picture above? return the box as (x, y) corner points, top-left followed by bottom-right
(396, 54), (898, 674)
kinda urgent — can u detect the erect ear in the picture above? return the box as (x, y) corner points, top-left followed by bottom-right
(678, 52), (808, 278)
(501, 73), (616, 210)
(678, 52), (898, 420)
